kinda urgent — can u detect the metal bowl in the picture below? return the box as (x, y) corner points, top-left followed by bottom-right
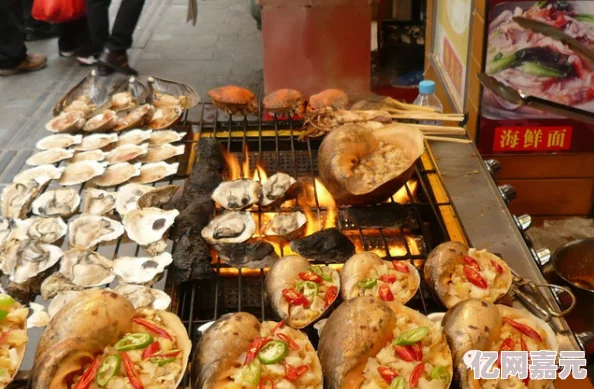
(552, 238), (594, 293)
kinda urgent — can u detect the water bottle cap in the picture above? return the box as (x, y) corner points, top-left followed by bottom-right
(419, 80), (436, 94)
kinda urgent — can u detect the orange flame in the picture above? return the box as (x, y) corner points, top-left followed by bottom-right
(253, 162), (268, 182)
(394, 180), (418, 204)
(314, 179), (336, 229)
(222, 151), (241, 180)
(242, 144), (250, 179)
(303, 207), (318, 236)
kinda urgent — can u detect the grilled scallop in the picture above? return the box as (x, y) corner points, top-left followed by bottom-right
(45, 111), (86, 133)
(13, 165), (63, 187)
(208, 85), (258, 116)
(131, 161), (179, 184)
(114, 104), (155, 132)
(148, 106), (183, 129)
(73, 133), (118, 151)
(110, 91), (135, 112)
(138, 143), (184, 163)
(58, 160), (107, 186)
(92, 162), (141, 187)
(70, 149), (106, 163)
(105, 143), (148, 165)
(82, 110), (118, 132)
(115, 129), (153, 146)
(26, 148), (74, 166)
(31, 187), (81, 218)
(148, 130), (186, 145)
(36, 134), (82, 150)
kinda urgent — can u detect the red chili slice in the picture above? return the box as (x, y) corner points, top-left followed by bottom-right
(271, 320), (285, 335)
(244, 337), (271, 366)
(132, 317), (173, 341)
(122, 352), (145, 389)
(380, 274), (397, 284)
(378, 284), (394, 301)
(463, 255), (481, 271)
(394, 345), (416, 362)
(491, 259), (504, 274)
(521, 337), (531, 386)
(260, 377), (275, 389)
(298, 272), (322, 283)
(463, 266), (488, 289)
(282, 289), (310, 307)
(503, 317), (543, 342)
(377, 366), (399, 382)
(276, 333), (300, 351)
(0, 330), (12, 344)
(157, 350), (182, 358)
(284, 363), (309, 381)
(410, 342), (423, 361)
(142, 341), (161, 359)
(392, 261), (410, 273)
(410, 363), (425, 389)
(497, 337), (515, 368)
(72, 358), (100, 389)
(325, 286), (338, 308)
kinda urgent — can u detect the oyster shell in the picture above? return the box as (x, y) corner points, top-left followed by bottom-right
(58, 160), (107, 186)
(115, 129), (153, 146)
(122, 208), (179, 246)
(40, 274), (84, 300)
(13, 165), (63, 187)
(106, 143), (148, 165)
(138, 144), (184, 163)
(137, 184), (180, 209)
(45, 111), (86, 133)
(113, 284), (171, 310)
(36, 134), (82, 150)
(1, 239), (63, 284)
(74, 133), (118, 151)
(31, 187), (80, 218)
(82, 188), (116, 215)
(82, 110), (118, 132)
(260, 173), (299, 207)
(60, 248), (115, 287)
(92, 162), (141, 187)
(149, 106), (183, 130)
(202, 211), (256, 244)
(26, 148), (74, 166)
(211, 179), (262, 210)
(115, 183), (152, 217)
(110, 92), (135, 112)
(1, 181), (41, 218)
(12, 217), (67, 244)
(131, 162), (179, 184)
(148, 130), (186, 145)
(68, 214), (124, 249)
(70, 149), (106, 163)
(112, 253), (173, 284)
(48, 290), (85, 317)
(0, 217), (20, 248)
(263, 211), (307, 240)
(114, 104), (155, 132)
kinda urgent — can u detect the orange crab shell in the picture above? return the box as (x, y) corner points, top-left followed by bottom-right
(208, 85), (259, 115)
(263, 89), (305, 115)
(307, 88), (349, 112)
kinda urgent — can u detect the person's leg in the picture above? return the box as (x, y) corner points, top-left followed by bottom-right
(57, 22), (77, 56)
(22, 0), (58, 41)
(86, 0), (112, 53)
(72, 17), (99, 65)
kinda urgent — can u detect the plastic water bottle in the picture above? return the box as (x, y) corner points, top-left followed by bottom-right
(413, 80), (443, 126)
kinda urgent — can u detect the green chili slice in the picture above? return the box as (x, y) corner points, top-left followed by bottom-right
(150, 357), (176, 367)
(0, 310), (8, 322)
(310, 266), (333, 282)
(430, 366), (450, 383)
(392, 327), (430, 346)
(358, 278), (377, 289)
(96, 355), (121, 387)
(242, 360), (262, 384)
(390, 376), (407, 389)
(114, 333), (153, 351)
(296, 281), (319, 297)
(0, 295), (15, 310)
(258, 340), (289, 365)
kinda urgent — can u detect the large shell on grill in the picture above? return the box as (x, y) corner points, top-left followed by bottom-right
(1, 239), (63, 284)
(26, 148), (74, 166)
(307, 88), (349, 112)
(82, 188), (116, 215)
(36, 134), (82, 150)
(63, 99), (94, 116)
(70, 149), (106, 163)
(263, 89), (305, 115)
(92, 162), (141, 187)
(74, 133), (118, 151)
(82, 110), (118, 132)
(112, 253), (173, 284)
(138, 144), (184, 163)
(13, 165), (63, 187)
(114, 104), (155, 132)
(115, 129), (153, 146)
(202, 211), (256, 244)
(106, 143), (148, 165)
(68, 214), (124, 250)
(260, 172), (299, 208)
(263, 211), (307, 241)
(110, 76), (148, 112)
(113, 283), (171, 310)
(45, 111), (86, 133)
(148, 106), (183, 130)
(12, 217), (67, 244)
(147, 76), (200, 110)
(211, 179), (262, 210)
(208, 86), (258, 116)
(149, 130), (186, 145)
(122, 208), (179, 246)
(1, 181), (41, 218)
(59, 248), (115, 287)
(58, 161), (107, 186)
(110, 92), (135, 112)
(132, 161), (179, 184)
(31, 187), (80, 218)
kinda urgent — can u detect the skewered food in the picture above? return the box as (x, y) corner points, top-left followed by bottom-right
(202, 211), (256, 245)
(318, 296), (453, 389)
(74, 133), (118, 151)
(424, 242), (513, 308)
(263, 88), (305, 116)
(58, 161), (107, 186)
(341, 252), (420, 304)
(82, 110), (118, 132)
(306, 88), (348, 112)
(68, 214), (124, 249)
(82, 188), (116, 215)
(92, 162), (141, 187)
(12, 165), (63, 186)
(45, 111), (86, 133)
(193, 312), (323, 389)
(31, 187), (80, 218)
(318, 124), (424, 205)
(0, 294), (28, 389)
(263, 211), (307, 241)
(208, 86), (259, 116)
(1, 181), (42, 218)
(115, 104), (156, 132)
(211, 179), (262, 210)
(116, 129), (153, 146)
(266, 255), (340, 329)
(26, 148), (74, 166)
(149, 130), (186, 145)
(260, 172), (299, 208)
(36, 134), (82, 150)
(132, 161), (179, 184)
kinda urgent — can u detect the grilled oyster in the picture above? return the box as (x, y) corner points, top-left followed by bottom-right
(263, 88), (305, 116)
(106, 143), (148, 165)
(137, 184), (180, 209)
(115, 183), (153, 217)
(149, 106), (183, 129)
(208, 86), (258, 116)
(112, 253), (173, 284)
(263, 211), (307, 241)
(45, 111), (86, 133)
(13, 165), (63, 187)
(307, 88), (349, 112)
(82, 188), (116, 215)
(1, 181), (41, 218)
(110, 91), (135, 112)
(114, 104), (155, 132)
(82, 110), (118, 132)
(122, 207), (179, 247)
(58, 160), (107, 186)
(70, 149), (106, 163)
(202, 211), (256, 244)
(92, 162), (141, 187)
(59, 248), (115, 287)
(113, 283), (171, 310)
(73, 133), (118, 151)
(40, 273), (84, 300)
(68, 214), (124, 249)
(1, 239), (63, 284)
(12, 217), (67, 244)
(115, 129), (153, 146)
(211, 179), (262, 210)
(132, 161), (179, 184)
(36, 134), (82, 150)
(138, 143), (184, 163)
(0, 217), (20, 248)
(31, 188), (80, 218)
(148, 130), (186, 145)
(260, 172), (299, 207)
(26, 148), (74, 166)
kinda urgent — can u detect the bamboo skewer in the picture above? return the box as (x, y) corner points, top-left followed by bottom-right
(406, 123), (467, 134)
(424, 135), (473, 144)
(390, 113), (466, 122)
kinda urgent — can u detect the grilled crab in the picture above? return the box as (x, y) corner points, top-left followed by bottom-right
(306, 88), (349, 113)
(207, 86), (258, 116)
(263, 88), (305, 116)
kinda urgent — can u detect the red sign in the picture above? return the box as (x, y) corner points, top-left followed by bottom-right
(493, 126), (573, 152)
(442, 38), (463, 96)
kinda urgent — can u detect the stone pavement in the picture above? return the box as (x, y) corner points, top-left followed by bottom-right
(0, 0), (263, 185)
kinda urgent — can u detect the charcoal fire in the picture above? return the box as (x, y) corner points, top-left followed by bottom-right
(289, 228), (356, 264)
(171, 231), (214, 282)
(340, 203), (410, 229)
(215, 241), (278, 269)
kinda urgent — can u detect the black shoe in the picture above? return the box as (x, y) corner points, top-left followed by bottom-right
(97, 49), (138, 76)
(25, 24), (59, 41)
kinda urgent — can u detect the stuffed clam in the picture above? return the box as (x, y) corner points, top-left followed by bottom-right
(192, 312), (323, 389)
(0, 294), (28, 389)
(424, 242), (513, 308)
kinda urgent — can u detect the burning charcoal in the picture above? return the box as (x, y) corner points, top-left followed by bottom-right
(169, 199), (214, 241)
(289, 228), (355, 263)
(171, 231), (214, 282)
(340, 203), (410, 229)
(215, 241), (278, 269)
(183, 138), (225, 201)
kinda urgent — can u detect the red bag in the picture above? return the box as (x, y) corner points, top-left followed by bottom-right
(31, 0), (86, 23)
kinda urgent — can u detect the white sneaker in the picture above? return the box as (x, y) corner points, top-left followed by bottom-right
(76, 55), (98, 66)
(59, 50), (75, 57)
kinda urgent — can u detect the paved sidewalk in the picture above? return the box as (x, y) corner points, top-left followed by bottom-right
(0, 0), (263, 185)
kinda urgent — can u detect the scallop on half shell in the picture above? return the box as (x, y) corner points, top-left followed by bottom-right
(45, 111), (86, 133)
(114, 104), (155, 132)
(1, 181), (41, 218)
(149, 106), (183, 130)
(82, 188), (116, 215)
(70, 149), (106, 163)
(122, 207), (179, 246)
(74, 133), (118, 151)
(58, 161), (107, 186)
(31, 187), (80, 218)
(112, 253), (173, 285)
(36, 134), (82, 150)
(82, 110), (118, 132)
(106, 143), (148, 165)
(92, 162), (141, 187)
(113, 283), (171, 310)
(148, 130), (186, 146)
(131, 162), (179, 184)
(13, 165), (63, 187)
(138, 144), (184, 163)
(110, 92), (136, 112)
(26, 148), (74, 166)
(211, 179), (262, 210)
(115, 129), (153, 146)
(59, 248), (115, 287)
(68, 214), (125, 249)
(202, 211), (256, 244)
